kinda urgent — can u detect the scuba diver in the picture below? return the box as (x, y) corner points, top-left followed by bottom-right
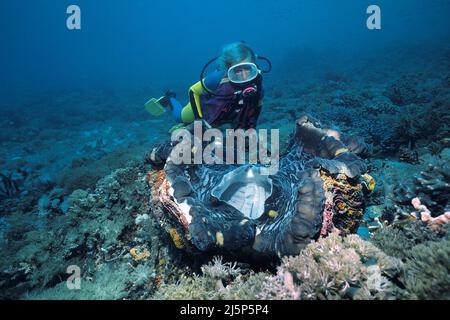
(145, 41), (271, 131)
(144, 41), (272, 167)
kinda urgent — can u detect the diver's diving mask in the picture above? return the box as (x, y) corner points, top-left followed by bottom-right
(200, 53), (272, 97)
(227, 62), (261, 84)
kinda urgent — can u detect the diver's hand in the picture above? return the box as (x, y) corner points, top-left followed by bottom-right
(159, 90), (177, 109)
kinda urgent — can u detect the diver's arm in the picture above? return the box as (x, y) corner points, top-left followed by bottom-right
(189, 70), (225, 119)
(203, 70), (225, 90)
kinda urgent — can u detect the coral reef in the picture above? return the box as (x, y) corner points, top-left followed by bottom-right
(398, 146), (419, 164)
(390, 101), (448, 154)
(371, 221), (450, 299)
(392, 162), (449, 216)
(153, 256), (271, 300)
(57, 145), (146, 193)
(258, 233), (404, 300)
(413, 163), (450, 214)
(392, 106), (433, 149)
(330, 90), (362, 109)
(410, 197), (450, 231)
(0, 165), (185, 299)
(130, 246), (151, 262)
(384, 76), (420, 106)
(402, 237), (450, 299)
(371, 221), (443, 259)
(1, 44), (450, 300)
(0, 172), (24, 200)
(155, 224), (449, 300)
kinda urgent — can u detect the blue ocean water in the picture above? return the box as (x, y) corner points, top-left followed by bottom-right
(1, 0), (449, 98)
(0, 0), (449, 301)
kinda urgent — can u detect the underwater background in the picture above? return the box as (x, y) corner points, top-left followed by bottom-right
(0, 0), (449, 299)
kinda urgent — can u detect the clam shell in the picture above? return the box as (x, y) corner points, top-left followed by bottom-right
(211, 166), (273, 219)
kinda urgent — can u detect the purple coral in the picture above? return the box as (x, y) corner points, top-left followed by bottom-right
(410, 197), (450, 231)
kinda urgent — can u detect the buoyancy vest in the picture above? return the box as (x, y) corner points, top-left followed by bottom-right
(196, 75), (263, 129)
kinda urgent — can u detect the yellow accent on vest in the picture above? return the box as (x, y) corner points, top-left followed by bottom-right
(189, 81), (205, 118)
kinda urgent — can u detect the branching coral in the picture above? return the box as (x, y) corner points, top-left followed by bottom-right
(427, 102), (450, 151)
(402, 237), (450, 299)
(410, 197), (450, 231)
(371, 221), (443, 259)
(412, 163), (450, 214)
(389, 162), (449, 224)
(153, 274), (220, 300)
(155, 223), (449, 300)
(258, 233), (404, 300)
(398, 146), (419, 164)
(201, 256), (242, 280)
(393, 105), (431, 149)
(371, 220), (449, 299)
(331, 92), (362, 109)
(384, 76), (419, 106)
(153, 256), (269, 300)
(388, 100), (448, 154)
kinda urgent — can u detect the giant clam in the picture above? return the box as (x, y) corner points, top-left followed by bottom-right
(147, 116), (371, 258)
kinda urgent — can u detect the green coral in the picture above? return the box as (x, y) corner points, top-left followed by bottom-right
(153, 274), (220, 300)
(223, 273), (270, 300)
(157, 225), (450, 300)
(258, 233), (405, 300)
(25, 263), (142, 300)
(154, 271), (270, 300)
(402, 237), (450, 299)
(371, 221), (443, 259)
(155, 235), (409, 300)
(0, 166), (155, 299)
(371, 221), (450, 299)
(154, 256), (270, 300)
